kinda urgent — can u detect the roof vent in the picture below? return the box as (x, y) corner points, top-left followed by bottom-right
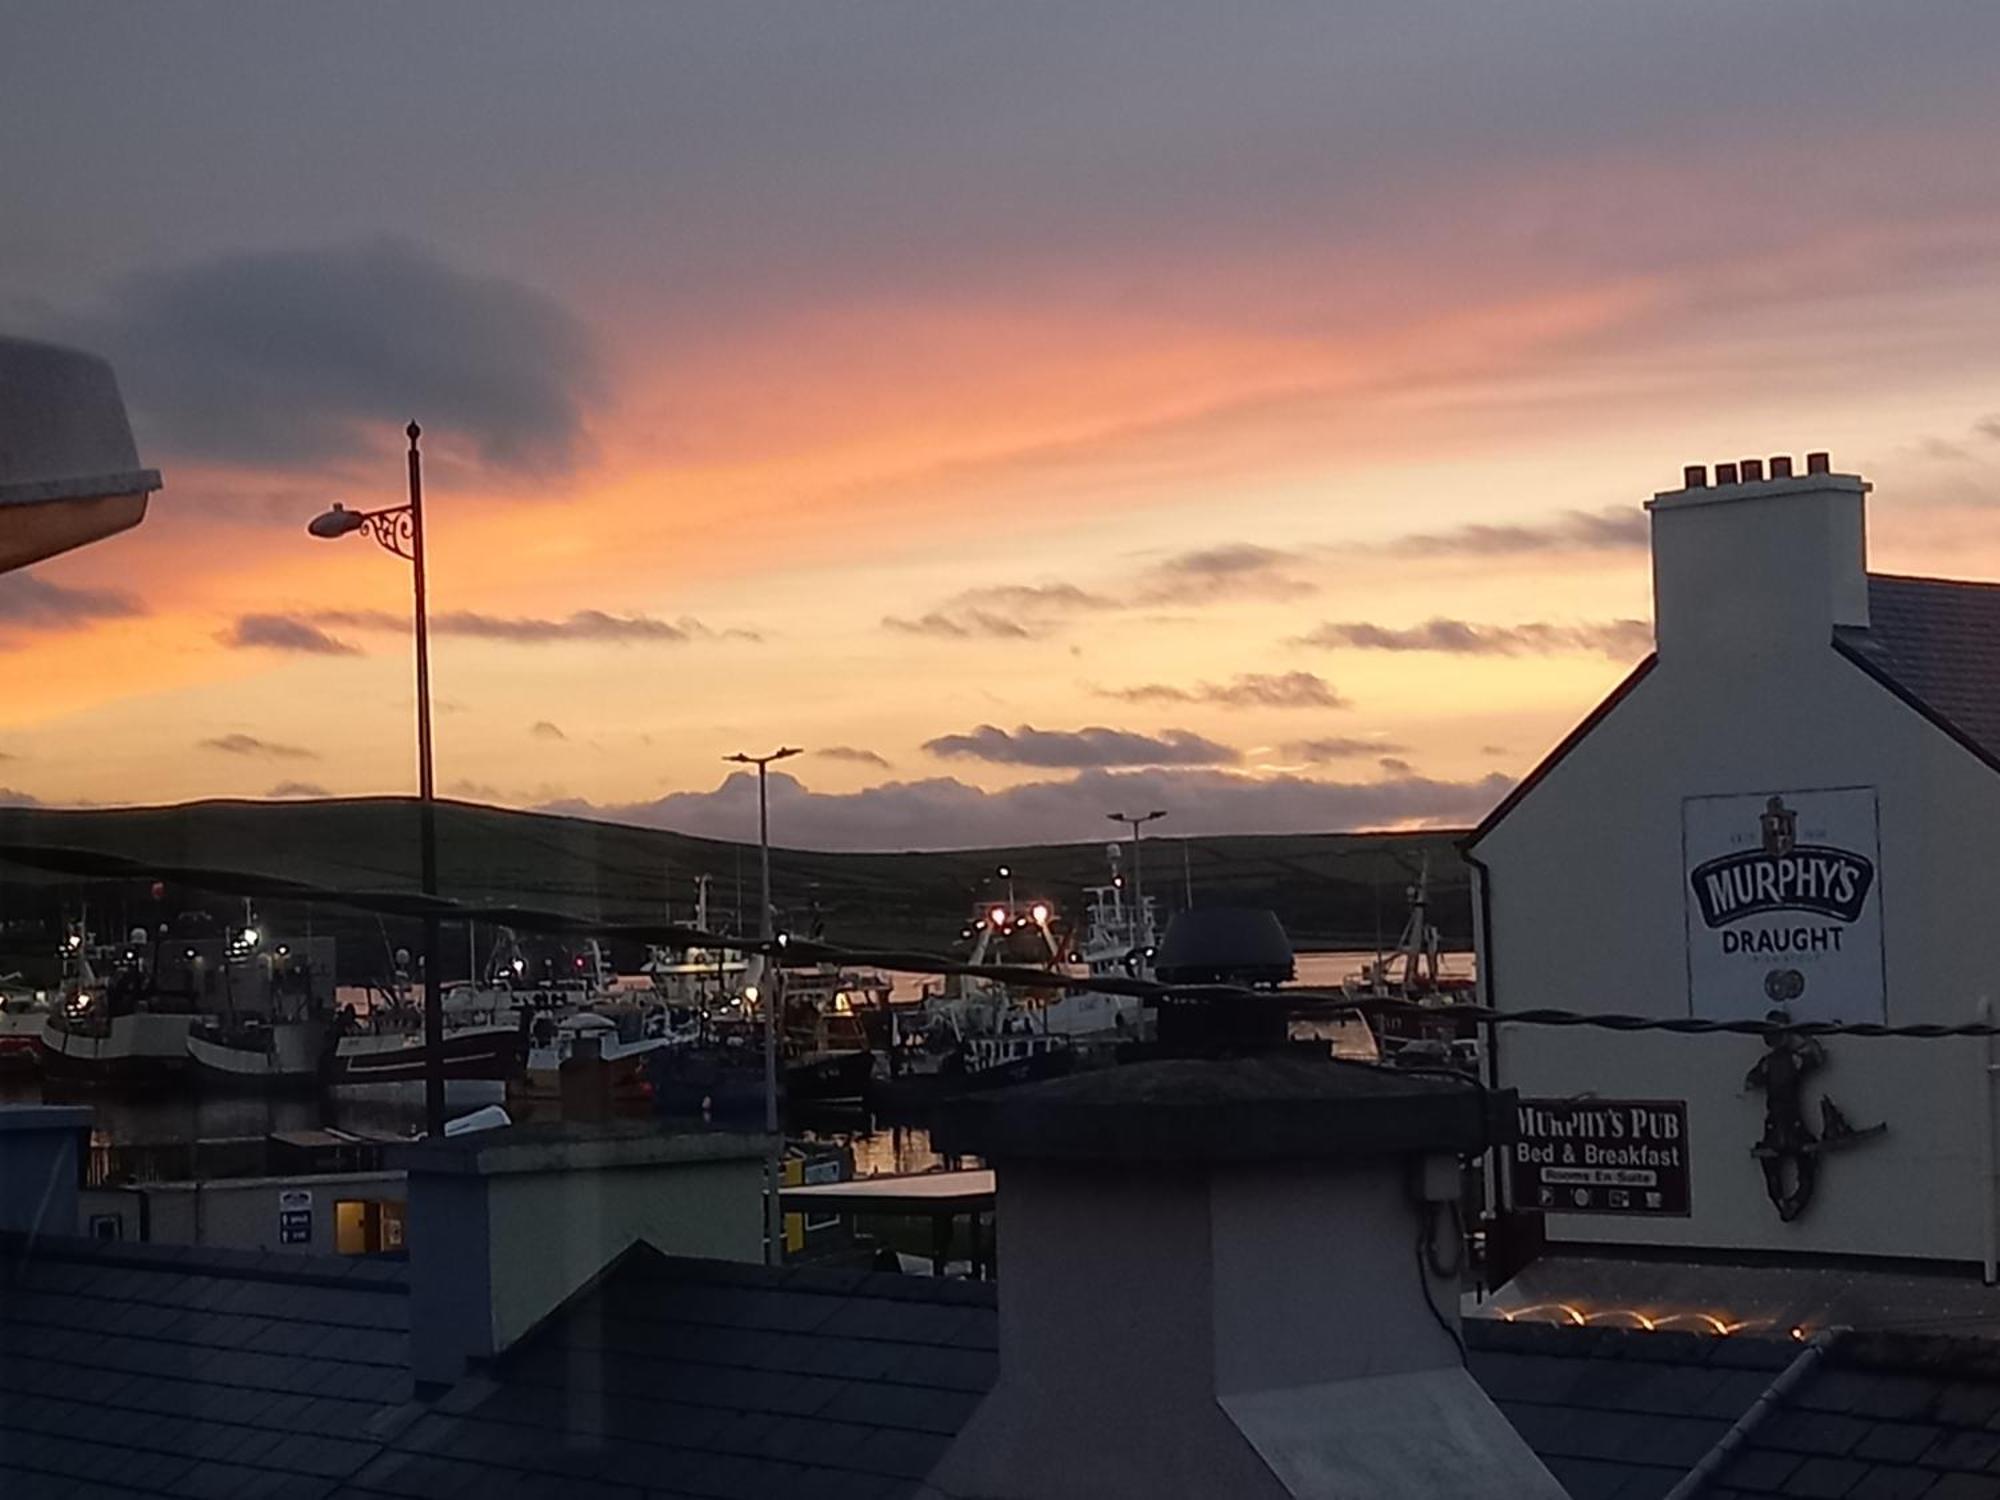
(1715, 462), (1740, 485)
(1682, 465), (1708, 489)
(1769, 455), (1794, 479)
(1806, 451), (1831, 474)
(1739, 458), (1765, 483)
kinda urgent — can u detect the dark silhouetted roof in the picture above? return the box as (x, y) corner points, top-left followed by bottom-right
(0, 1232), (412, 1500)
(1697, 1329), (2000, 1500)
(1467, 1318), (1794, 1500)
(1836, 574), (2000, 767)
(335, 1251), (999, 1500)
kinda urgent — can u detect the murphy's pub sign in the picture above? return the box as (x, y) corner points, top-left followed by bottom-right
(1511, 1098), (1690, 1217)
(1682, 787), (1885, 1023)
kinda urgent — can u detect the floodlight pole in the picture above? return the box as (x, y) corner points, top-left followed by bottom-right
(727, 745), (802, 1263)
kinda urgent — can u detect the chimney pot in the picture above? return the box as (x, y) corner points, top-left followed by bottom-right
(1806, 450), (1831, 474)
(1715, 461), (1740, 485)
(1682, 464), (1707, 489)
(1769, 455), (1794, 479)
(1739, 458), (1765, 483)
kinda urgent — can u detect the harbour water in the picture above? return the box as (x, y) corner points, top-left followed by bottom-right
(7, 948), (1470, 1181)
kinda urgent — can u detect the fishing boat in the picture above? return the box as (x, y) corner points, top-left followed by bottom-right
(1057, 843), (1157, 1038)
(183, 912), (340, 1091)
(870, 901), (1076, 1113)
(327, 949), (527, 1085)
(0, 976), (50, 1070)
(512, 1005), (700, 1103)
(38, 926), (198, 1087)
(1343, 856), (1480, 1070)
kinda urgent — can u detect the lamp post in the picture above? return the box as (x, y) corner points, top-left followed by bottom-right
(1107, 809), (1168, 967)
(725, 745), (802, 1264)
(308, 422), (444, 1138)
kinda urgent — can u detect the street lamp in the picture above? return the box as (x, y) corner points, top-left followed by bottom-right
(725, 744), (802, 1264)
(308, 422), (445, 1138)
(1107, 809), (1168, 966)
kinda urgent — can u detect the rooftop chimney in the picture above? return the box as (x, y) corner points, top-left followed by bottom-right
(923, 1059), (1558, 1500)
(1648, 455), (1869, 662)
(395, 1122), (769, 1389)
(0, 1105), (90, 1240)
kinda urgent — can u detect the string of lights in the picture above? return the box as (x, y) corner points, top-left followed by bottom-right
(4, 838), (1993, 1042)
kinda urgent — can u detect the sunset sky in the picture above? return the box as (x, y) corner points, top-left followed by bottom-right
(7, 4), (2000, 848)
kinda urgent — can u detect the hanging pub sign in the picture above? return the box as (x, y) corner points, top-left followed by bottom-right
(1682, 786), (1885, 1024)
(1511, 1098), (1691, 1216)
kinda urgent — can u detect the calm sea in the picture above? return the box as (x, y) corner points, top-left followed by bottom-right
(4, 948), (1472, 1177)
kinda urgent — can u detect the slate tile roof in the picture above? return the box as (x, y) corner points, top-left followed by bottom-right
(26, 1222), (2000, 1500)
(0, 1232), (412, 1500)
(1700, 1331), (2000, 1499)
(1466, 1317), (1797, 1500)
(332, 1251), (1000, 1500)
(1837, 575), (2000, 763)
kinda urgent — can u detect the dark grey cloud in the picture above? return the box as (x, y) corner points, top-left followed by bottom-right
(955, 583), (1119, 613)
(923, 723), (1240, 769)
(883, 610), (1039, 640)
(434, 610), (719, 644)
(1378, 756), (1414, 775)
(217, 614), (360, 655)
(1283, 737), (1409, 763)
(287, 607), (756, 646)
(815, 745), (892, 769)
(198, 733), (318, 761)
(1097, 671), (1346, 710)
(1379, 507), (1648, 558)
(1296, 617), (1653, 659)
(888, 552), (1313, 643)
(1481, 744), (1511, 757)
(547, 765), (1514, 851)
(61, 239), (600, 472)
(0, 788), (44, 809)
(1976, 415), (2000, 442)
(0, 573), (145, 632)
(266, 781), (331, 798)
(1137, 544), (1316, 604)
(447, 779), (506, 801)
(530, 720), (567, 741)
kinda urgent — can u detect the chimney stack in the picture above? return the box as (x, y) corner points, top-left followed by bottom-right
(922, 1058), (1557, 1499)
(395, 1122), (769, 1389)
(1648, 454), (1869, 663)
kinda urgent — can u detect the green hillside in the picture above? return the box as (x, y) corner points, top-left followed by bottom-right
(0, 798), (1471, 981)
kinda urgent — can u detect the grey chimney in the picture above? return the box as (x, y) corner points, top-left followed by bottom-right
(395, 1121), (770, 1389)
(1647, 459), (1870, 663)
(922, 1058), (1560, 1500)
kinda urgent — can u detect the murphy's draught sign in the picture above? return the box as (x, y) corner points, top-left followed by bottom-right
(1682, 788), (1885, 1023)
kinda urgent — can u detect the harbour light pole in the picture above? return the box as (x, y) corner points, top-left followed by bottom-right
(309, 422), (444, 1138)
(725, 745), (802, 1263)
(1107, 809), (1168, 964)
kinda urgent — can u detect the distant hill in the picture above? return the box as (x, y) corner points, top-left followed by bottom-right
(0, 798), (1471, 980)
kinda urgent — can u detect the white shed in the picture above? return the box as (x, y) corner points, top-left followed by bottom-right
(1469, 455), (2000, 1271)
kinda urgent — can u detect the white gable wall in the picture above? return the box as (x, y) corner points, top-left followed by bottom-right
(1476, 490), (2000, 1263)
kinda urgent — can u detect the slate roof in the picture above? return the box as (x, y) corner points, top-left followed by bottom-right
(24, 1222), (2000, 1500)
(1467, 1318), (1797, 1500)
(1837, 574), (2000, 765)
(1699, 1330), (2000, 1500)
(332, 1251), (1000, 1500)
(0, 1231), (412, 1500)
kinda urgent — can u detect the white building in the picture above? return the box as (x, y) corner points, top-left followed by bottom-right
(1468, 453), (2000, 1273)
